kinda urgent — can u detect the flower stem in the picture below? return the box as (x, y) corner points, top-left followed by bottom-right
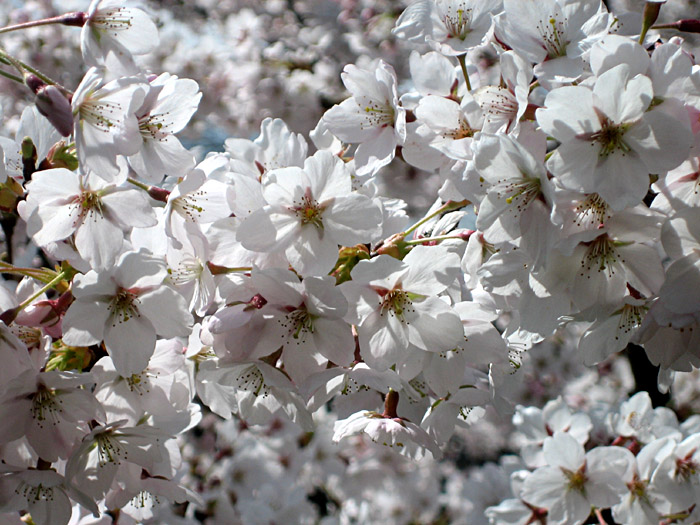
(127, 177), (171, 202)
(594, 509), (608, 525)
(405, 232), (473, 245)
(457, 54), (472, 92)
(0, 48), (72, 95)
(0, 269), (67, 325)
(0, 13), (86, 35)
(403, 200), (468, 237)
(0, 68), (24, 83)
(17, 270), (67, 313)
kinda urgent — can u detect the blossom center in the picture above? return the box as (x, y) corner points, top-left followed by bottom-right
(31, 386), (63, 428)
(95, 432), (125, 466)
(580, 234), (623, 277)
(16, 481), (55, 504)
(562, 465), (587, 492)
(615, 304), (647, 340)
(92, 8), (134, 32)
(591, 116), (630, 158)
(379, 289), (414, 322)
(139, 113), (170, 142)
(293, 189), (324, 228)
(443, 7), (473, 40)
(173, 192), (206, 222)
(572, 193), (610, 228)
(359, 100), (395, 129)
(79, 99), (121, 132)
(675, 452), (699, 482)
(279, 308), (316, 342)
(537, 16), (568, 58)
(108, 288), (141, 324)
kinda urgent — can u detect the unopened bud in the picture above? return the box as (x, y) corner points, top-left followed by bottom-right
(148, 185), (170, 203)
(653, 18), (700, 33)
(33, 84), (74, 137)
(21, 137), (37, 181)
(25, 74), (45, 94)
(60, 11), (87, 27)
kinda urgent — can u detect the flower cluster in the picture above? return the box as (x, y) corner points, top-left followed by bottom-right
(0, 0), (699, 523)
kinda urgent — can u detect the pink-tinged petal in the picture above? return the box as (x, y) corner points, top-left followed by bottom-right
(323, 194), (383, 245)
(150, 76), (201, 132)
(114, 251), (167, 289)
(30, 203), (80, 246)
(304, 150), (351, 202)
(287, 226), (339, 276)
(282, 346), (326, 385)
(593, 152), (649, 210)
(627, 104), (692, 174)
(544, 432), (585, 470)
(104, 314), (156, 376)
(415, 96), (462, 132)
(312, 317), (355, 366)
(342, 62), (393, 101)
(536, 86), (597, 141)
(658, 253), (700, 314)
(586, 446), (634, 507)
(74, 212), (124, 270)
(403, 245), (461, 295)
(593, 66), (651, 123)
(548, 491), (592, 525)
(231, 174), (265, 218)
(25, 168), (81, 200)
(618, 243), (665, 299)
(62, 299), (109, 346)
(590, 35), (650, 77)
(138, 286), (193, 338)
(102, 188), (157, 228)
(359, 310), (408, 370)
(304, 276), (348, 317)
(408, 51), (455, 97)
(130, 134), (195, 182)
(408, 297), (463, 352)
(354, 126), (397, 177)
(547, 139), (598, 191)
(263, 167), (306, 204)
(236, 207), (279, 252)
(521, 465), (568, 508)
(250, 267), (303, 306)
(322, 98), (378, 143)
(349, 254), (407, 288)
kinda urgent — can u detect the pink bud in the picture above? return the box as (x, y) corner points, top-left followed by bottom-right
(34, 85), (74, 137)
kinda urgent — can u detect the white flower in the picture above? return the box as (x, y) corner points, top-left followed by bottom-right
(333, 391), (442, 459)
(322, 60), (406, 177)
(341, 245), (465, 371)
(128, 73), (201, 183)
(0, 469), (98, 525)
(520, 432), (633, 525)
(71, 68), (147, 181)
(238, 150), (382, 276)
(537, 64), (692, 210)
(62, 251), (193, 376)
(20, 169), (156, 270)
(81, 0), (159, 68)
(498, 0), (610, 83)
(248, 268), (355, 384)
(393, 0), (501, 56)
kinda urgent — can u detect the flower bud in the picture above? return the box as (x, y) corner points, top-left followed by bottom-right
(27, 76), (73, 137)
(60, 11), (87, 27)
